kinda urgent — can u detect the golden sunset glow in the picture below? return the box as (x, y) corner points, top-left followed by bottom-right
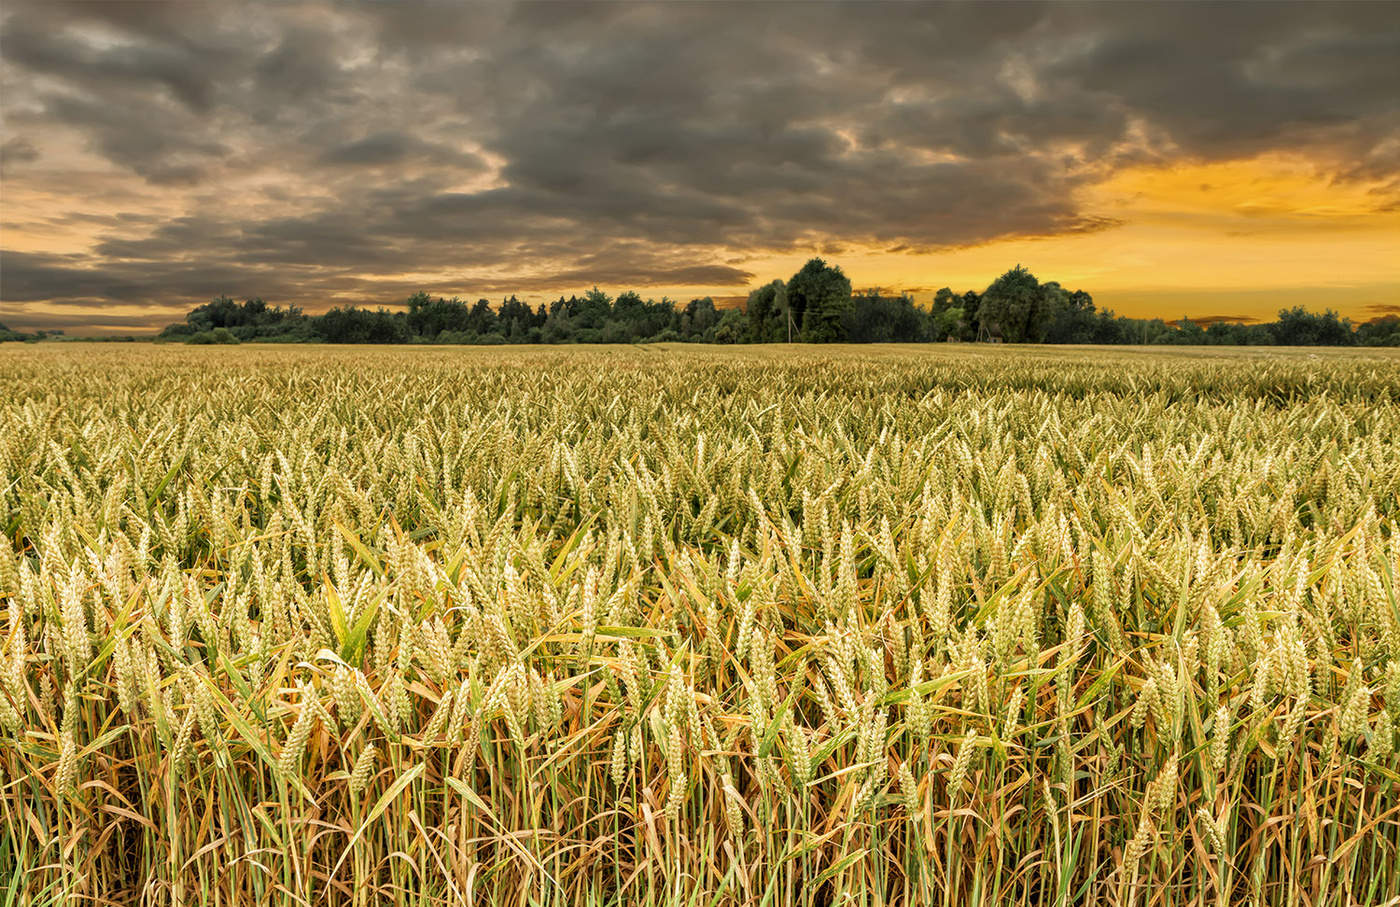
(792, 155), (1400, 322)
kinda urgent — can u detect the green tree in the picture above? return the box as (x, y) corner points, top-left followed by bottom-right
(187, 327), (240, 345)
(977, 265), (1063, 343)
(842, 291), (931, 342)
(932, 305), (966, 341)
(787, 258), (852, 342)
(467, 298), (498, 335)
(681, 297), (719, 338)
(745, 280), (788, 342)
(931, 287), (969, 340)
(1043, 288), (1099, 343)
(0, 322), (33, 342)
(712, 308), (750, 344)
(1357, 315), (1400, 346)
(1270, 307), (1356, 346)
(576, 287), (613, 331)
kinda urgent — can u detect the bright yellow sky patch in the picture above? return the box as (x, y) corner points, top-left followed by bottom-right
(793, 157), (1390, 321)
(719, 154), (1400, 322)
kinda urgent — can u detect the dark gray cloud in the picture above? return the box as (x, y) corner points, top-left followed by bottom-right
(2, 0), (1397, 329)
(0, 136), (39, 170)
(319, 133), (485, 169)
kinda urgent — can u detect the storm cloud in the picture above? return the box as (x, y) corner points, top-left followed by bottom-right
(2, 0), (1397, 329)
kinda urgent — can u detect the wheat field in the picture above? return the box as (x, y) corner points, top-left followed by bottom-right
(2, 343), (1399, 906)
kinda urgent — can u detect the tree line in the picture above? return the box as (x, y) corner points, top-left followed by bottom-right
(0, 323), (142, 343)
(116, 259), (1396, 348)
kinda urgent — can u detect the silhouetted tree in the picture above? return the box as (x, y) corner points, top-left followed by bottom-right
(1358, 315), (1400, 346)
(161, 295), (309, 342)
(1270, 307), (1355, 346)
(150, 270), (1385, 348)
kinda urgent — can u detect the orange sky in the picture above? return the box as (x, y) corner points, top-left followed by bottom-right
(709, 154), (1400, 323)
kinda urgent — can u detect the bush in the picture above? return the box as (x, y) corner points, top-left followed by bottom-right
(156, 322), (199, 341)
(187, 328), (240, 345)
(599, 322), (630, 344)
(434, 331), (477, 345)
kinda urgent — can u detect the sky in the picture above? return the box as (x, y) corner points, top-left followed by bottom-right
(2, 0), (1398, 335)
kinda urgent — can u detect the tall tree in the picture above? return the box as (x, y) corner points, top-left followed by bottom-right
(576, 287), (613, 331)
(931, 287), (969, 340)
(787, 258), (852, 342)
(467, 298), (497, 335)
(682, 297), (719, 338)
(977, 265), (1056, 343)
(745, 280), (788, 342)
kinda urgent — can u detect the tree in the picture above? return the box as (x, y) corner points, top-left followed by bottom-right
(612, 290), (645, 320)
(1357, 315), (1400, 346)
(611, 291), (664, 340)
(406, 293), (474, 339)
(315, 306), (408, 343)
(641, 297), (678, 339)
(713, 309), (750, 344)
(977, 266), (1063, 343)
(575, 287), (612, 332)
(961, 290), (982, 338)
(745, 280), (788, 342)
(186, 327), (240, 345)
(787, 258), (852, 342)
(931, 287), (969, 341)
(467, 298), (498, 335)
(149, 272), (1387, 348)
(0, 322), (31, 342)
(1043, 287), (1098, 344)
(931, 305), (967, 341)
(165, 295), (308, 341)
(498, 296), (540, 340)
(842, 291), (931, 342)
(1270, 307), (1355, 346)
(681, 297), (719, 339)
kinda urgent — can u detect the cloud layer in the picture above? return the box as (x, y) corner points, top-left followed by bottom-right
(2, 1), (1397, 330)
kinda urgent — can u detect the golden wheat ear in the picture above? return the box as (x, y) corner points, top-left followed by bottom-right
(3, 344), (1398, 904)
